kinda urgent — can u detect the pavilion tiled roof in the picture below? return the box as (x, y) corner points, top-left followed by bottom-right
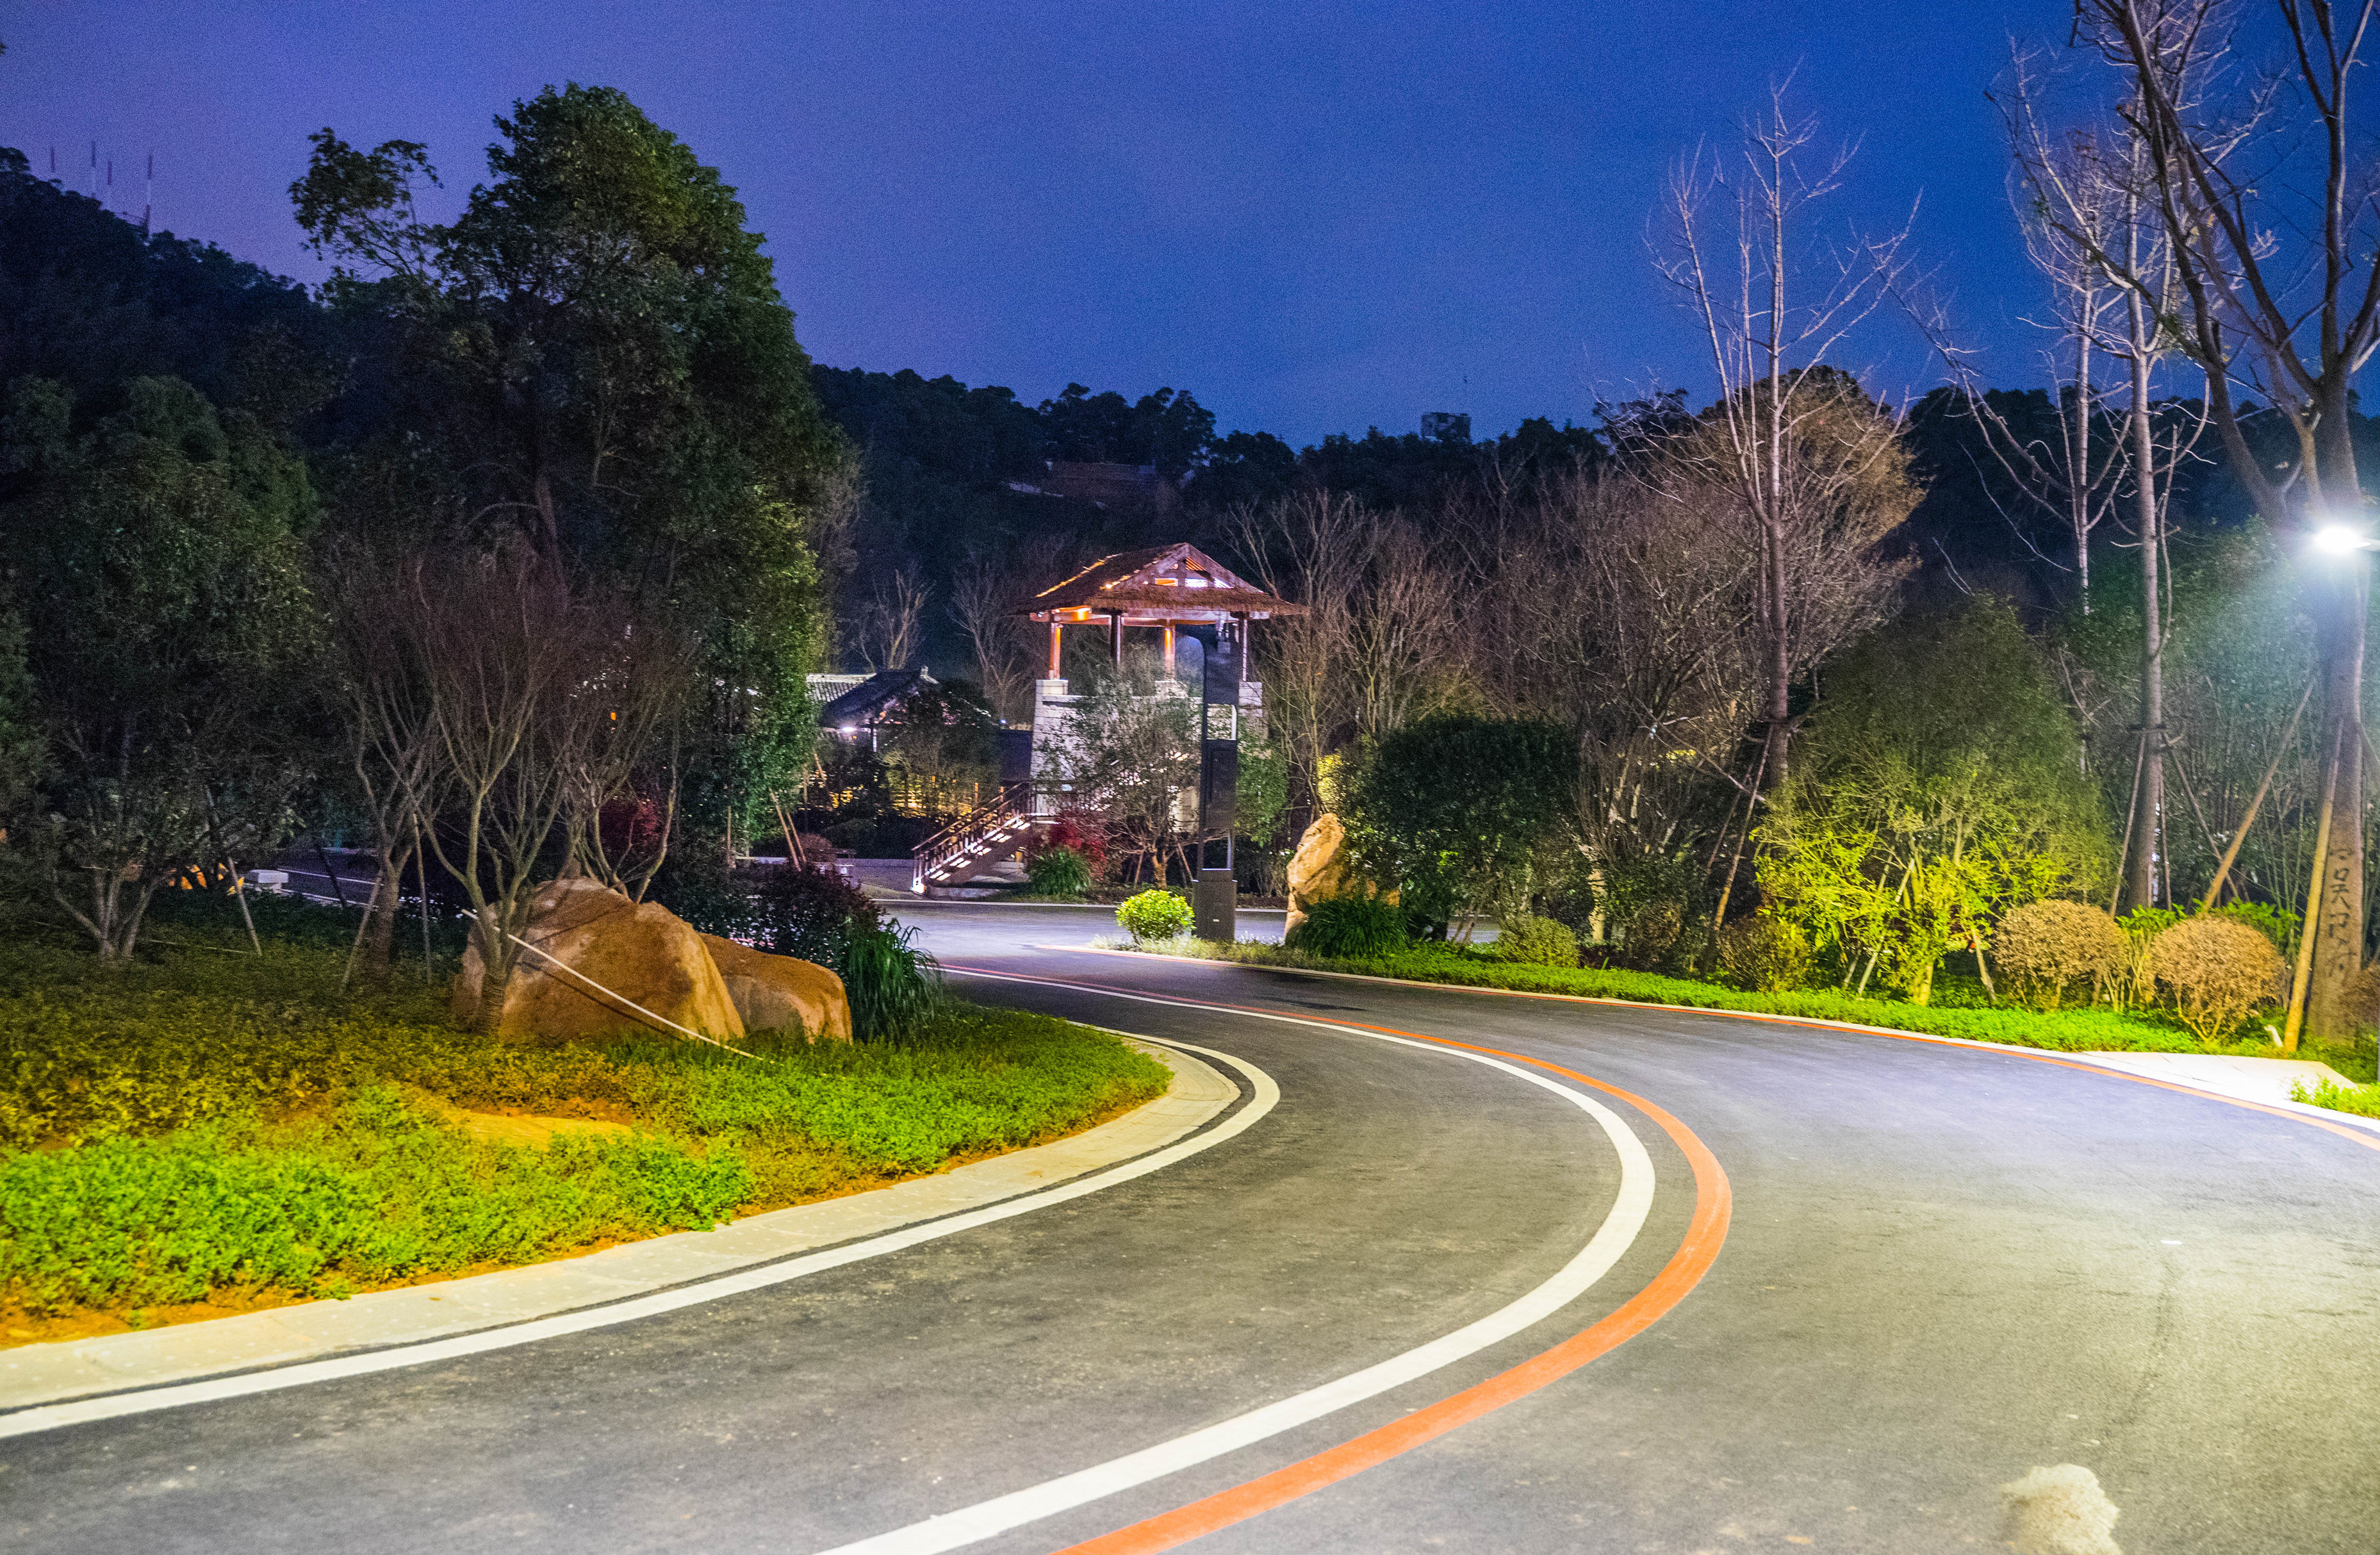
(1019, 543), (1303, 624)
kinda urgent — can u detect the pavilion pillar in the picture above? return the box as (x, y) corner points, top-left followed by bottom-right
(1162, 623), (1178, 680)
(1046, 620), (1062, 677)
(1109, 611), (1123, 670)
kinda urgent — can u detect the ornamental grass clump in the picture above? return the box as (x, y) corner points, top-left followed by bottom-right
(1991, 900), (2127, 1011)
(1025, 846), (1093, 900)
(2147, 916), (2286, 1044)
(1284, 896), (1407, 959)
(1495, 914), (1579, 968)
(842, 923), (943, 1041)
(1716, 914), (1812, 992)
(1117, 889), (1194, 945)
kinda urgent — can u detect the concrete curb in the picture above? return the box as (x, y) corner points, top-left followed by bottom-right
(1046, 944), (2380, 1140)
(0, 1041), (1237, 1413)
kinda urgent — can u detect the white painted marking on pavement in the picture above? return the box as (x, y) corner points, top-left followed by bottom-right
(0, 1038), (1277, 1440)
(810, 969), (1657, 1555)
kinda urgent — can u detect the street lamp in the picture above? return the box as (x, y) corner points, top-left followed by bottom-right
(2310, 521), (2378, 555)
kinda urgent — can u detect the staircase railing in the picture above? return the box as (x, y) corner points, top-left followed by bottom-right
(910, 780), (1040, 893)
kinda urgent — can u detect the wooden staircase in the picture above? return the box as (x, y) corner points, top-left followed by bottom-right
(911, 782), (1042, 893)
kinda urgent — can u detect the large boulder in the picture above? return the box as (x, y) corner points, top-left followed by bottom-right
(452, 876), (746, 1044)
(1284, 812), (1396, 935)
(702, 934), (853, 1042)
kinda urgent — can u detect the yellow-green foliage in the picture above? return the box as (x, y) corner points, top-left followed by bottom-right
(1758, 600), (2110, 1007)
(1117, 889), (1194, 944)
(2147, 916), (2286, 1044)
(1717, 914), (1813, 992)
(1992, 900), (2126, 1010)
(1495, 914), (1579, 968)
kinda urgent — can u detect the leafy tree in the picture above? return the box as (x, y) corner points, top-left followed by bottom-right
(1758, 600), (2112, 1003)
(291, 84), (846, 850)
(0, 375), (320, 959)
(1345, 714), (1573, 938)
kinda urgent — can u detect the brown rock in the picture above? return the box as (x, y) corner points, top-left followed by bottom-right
(1284, 812), (1395, 935)
(451, 876), (746, 1044)
(701, 934), (854, 1042)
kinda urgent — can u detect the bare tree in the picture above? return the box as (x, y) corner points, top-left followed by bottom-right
(852, 564), (929, 673)
(365, 545), (655, 1030)
(325, 543), (441, 986)
(1914, 58), (2137, 605)
(950, 537), (1076, 721)
(1998, 53), (2215, 910)
(1230, 491), (1461, 823)
(1659, 88), (1919, 791)
(558, 616), (695, 900)
(2074, 0), (2378, 1039)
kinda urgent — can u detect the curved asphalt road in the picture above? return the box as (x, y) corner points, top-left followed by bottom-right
(6, 903), (2378, 1552)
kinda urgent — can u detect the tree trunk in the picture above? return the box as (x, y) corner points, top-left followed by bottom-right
(2123, 313), (2163, 912)
(356, 841), (409, 984)
(470, 907), (520, 1034)
(2071, 319), (2094, 612)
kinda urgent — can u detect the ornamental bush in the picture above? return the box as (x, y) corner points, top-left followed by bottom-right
(750, 863), (881, 971)
(1716, 914), (1812, 992)
(1026, 846), (1093, 900)
(2147, 916), (2286, 1044)
(1495, 914), (1579, 968)
(1623, 901), (1685, 970)
(1117, 889), (1194, 945)
(1992, 900), (2126, 1010)
(1286, 895), (1407, 959)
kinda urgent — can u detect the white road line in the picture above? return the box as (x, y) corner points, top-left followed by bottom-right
(811, 970), (1658, 1555)
(0, 1037), (1277, 1441)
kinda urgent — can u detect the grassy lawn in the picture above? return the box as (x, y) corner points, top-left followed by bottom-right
(0, 917), (1169, 1339)
(1115, 934), (2380, 1085)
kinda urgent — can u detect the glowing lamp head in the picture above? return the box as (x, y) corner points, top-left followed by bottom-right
(2311, 522), (2372, 555)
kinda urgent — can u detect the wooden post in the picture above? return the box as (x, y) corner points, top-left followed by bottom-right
(2283, 726), (2342, 1053)
(1046, 620), (1062, 677)
(1163, 623), (1178, 679)
(1109, 611), (1123, 669)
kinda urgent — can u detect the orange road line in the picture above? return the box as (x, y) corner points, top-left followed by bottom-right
(1035, 946), (2380, 1156)
(943, 967), (1732, 1555)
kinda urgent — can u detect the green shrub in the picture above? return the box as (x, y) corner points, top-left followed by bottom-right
(2148, 916), (2286, 1044)
(1623, 901), (1685, 969)
(1716, 914), (1812, 992)
(1495, 913), (1579, 968)
(1286, 895), (1407, 959)
(842, 922), (942, 1041)
(1026, 846), (1093, 900)
(749, 864), (882, 970)
(1117, 889), (1194, 944)
(1992, 900), (2126, 1010)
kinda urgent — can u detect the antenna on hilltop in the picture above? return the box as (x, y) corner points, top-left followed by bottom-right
(144, 152), (153, 238)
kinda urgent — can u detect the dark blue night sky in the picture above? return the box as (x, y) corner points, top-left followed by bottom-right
(2, 1), (2079, 443)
